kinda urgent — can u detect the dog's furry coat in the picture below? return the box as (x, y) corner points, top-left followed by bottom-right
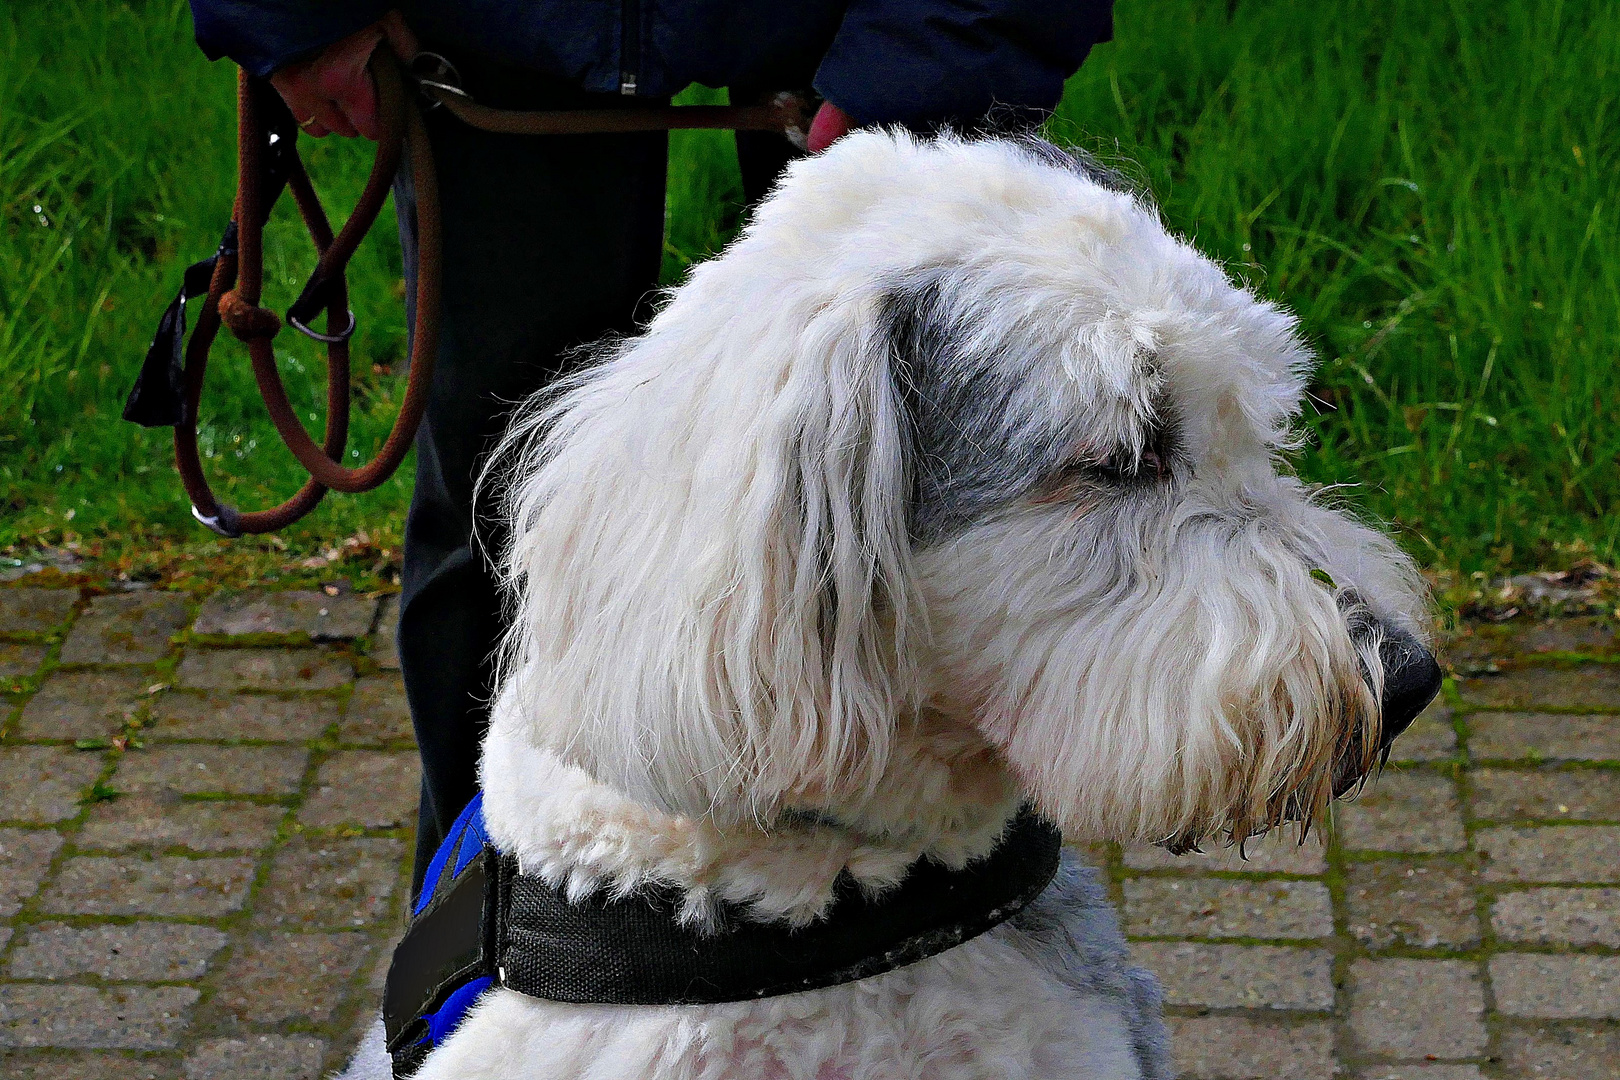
(343, 130), (1430, 1080)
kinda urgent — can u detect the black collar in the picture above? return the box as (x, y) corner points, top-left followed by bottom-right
(384, 795), (1061, 1077)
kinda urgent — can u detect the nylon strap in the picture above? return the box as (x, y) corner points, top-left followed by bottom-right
(383, 801), (1061, 1076)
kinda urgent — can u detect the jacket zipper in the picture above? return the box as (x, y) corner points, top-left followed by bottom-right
(619, 0), (640, 94)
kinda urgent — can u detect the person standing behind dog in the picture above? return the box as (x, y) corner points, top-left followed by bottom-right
(184, 0), (1116, 898)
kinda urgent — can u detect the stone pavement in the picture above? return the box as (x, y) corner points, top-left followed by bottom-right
(1, 585), (414, 1079)
(1, 584), (1617, 1078)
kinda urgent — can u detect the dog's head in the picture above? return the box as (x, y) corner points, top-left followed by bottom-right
(491, 131), (1439, 850)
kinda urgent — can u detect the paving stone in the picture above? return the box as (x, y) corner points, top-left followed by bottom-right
(39, 855), (256, 917)
(206, 931), (366, 1024)
(7, 922), (228, 980)
(0, 1048), (181, 1080)
(1518, 618), (1620, 655)
(1493, 887), (1620, 947)
(0, 746), (104, 823)
(176, 647), (350, 691)
(1345, 861), (1481, 949)
(0, 642), (49, 680)
(1476, 826), (1620, 883)
(1123, 877), (1333, 939)
(59, 593), (190, 666)
(0, 587), (78, 634)
(1335, 769), (1467, 852)
(111, 745), (308, 796)
(299, 751), (420, 829)
(256, 836), (403, 929)
(1357, 1068), (1485, 1080)
(1446, 619), (1620, 665)
(192, 590), (377, 641)
(0, 983), (198, 1049)
(1123, 823), (1326, 874)
(1348, 958), (1487, 1058)
(183, 1035), (325, 1080)
(1498, 1024), (1620, 1080)
(371, 595), (399, 670)
(1468, 712), (1620, 762)
(1490, 954), (1620, 1018)
(16, 669), (149, 740)
(1387, 701), (1459, 762)
(1457, 666), (1620, 711)
(0, 927), (10, 952)
(77, 793), (284, 853)
(1164, 1015), (1335, 1080)
(1127, 942), (1335, 1009)
(0, 828), (65, 916)
(148, 691), (338, 742)
(1470, 767), (1620, 821)
(340, 674), (413, 744)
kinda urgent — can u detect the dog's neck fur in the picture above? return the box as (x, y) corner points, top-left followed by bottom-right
(480, 695), (1022, 930)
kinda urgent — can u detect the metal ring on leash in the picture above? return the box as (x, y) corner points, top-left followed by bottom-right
(289, 308), (357, 343)
(191, 503), (243, 539)
(408, 51), (471, 107)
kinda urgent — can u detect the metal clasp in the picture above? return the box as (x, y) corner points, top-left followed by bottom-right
(191, 504), (243, 539)
(288, 308), (357, 344)
(408, 51), (472, 107)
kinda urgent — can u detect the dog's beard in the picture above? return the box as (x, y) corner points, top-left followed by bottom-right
(916, 492), (1399, 851)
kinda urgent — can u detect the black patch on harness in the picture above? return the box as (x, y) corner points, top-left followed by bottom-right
(383, 803), (1062, 1077)
(383, 848), (498, 1056)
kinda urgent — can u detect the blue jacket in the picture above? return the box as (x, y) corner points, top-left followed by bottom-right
(189, 1), (1113, 128)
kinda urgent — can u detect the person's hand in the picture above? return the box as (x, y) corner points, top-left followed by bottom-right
(807, 102), (854, 153)
(270, 11), (418, 140)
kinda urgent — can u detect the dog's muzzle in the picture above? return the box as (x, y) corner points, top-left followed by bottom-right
(1333, 622), (1441, 796)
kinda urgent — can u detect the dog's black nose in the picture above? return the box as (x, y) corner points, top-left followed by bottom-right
(1376, 626), (1442, 749)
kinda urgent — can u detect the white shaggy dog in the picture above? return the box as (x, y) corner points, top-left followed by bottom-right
(348, 129), (1438, 1080)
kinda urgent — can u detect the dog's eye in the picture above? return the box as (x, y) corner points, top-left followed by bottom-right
(1091, 451), (1136, 484)
(1091, 446), (1167, 485)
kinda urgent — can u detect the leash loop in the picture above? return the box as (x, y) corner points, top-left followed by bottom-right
(137, 42), (814, 535)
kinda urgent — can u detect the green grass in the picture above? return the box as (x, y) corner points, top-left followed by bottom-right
(3, 0), (1618, 576)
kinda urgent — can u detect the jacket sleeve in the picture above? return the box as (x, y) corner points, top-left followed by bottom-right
(189, 0), (391, 77)
(812, 0), (1113, 128)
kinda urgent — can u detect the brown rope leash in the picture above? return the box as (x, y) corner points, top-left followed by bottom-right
(128, 49), (812, 537)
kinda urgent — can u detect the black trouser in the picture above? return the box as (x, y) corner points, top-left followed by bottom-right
(395, 59), (801, 897)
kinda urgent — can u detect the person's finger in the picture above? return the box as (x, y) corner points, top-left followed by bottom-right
(334, 94), (379, 141)
(270, 67), (326, 129)
(326, 58), (380, 140)
(315, 28), (382, 139)
(807, 102), (854, 153)
(310, 98), (359, 139)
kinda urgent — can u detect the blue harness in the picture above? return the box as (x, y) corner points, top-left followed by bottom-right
(384, 793), (1062, 1078)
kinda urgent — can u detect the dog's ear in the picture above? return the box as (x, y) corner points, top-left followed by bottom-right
(488, 269), (919, 823)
